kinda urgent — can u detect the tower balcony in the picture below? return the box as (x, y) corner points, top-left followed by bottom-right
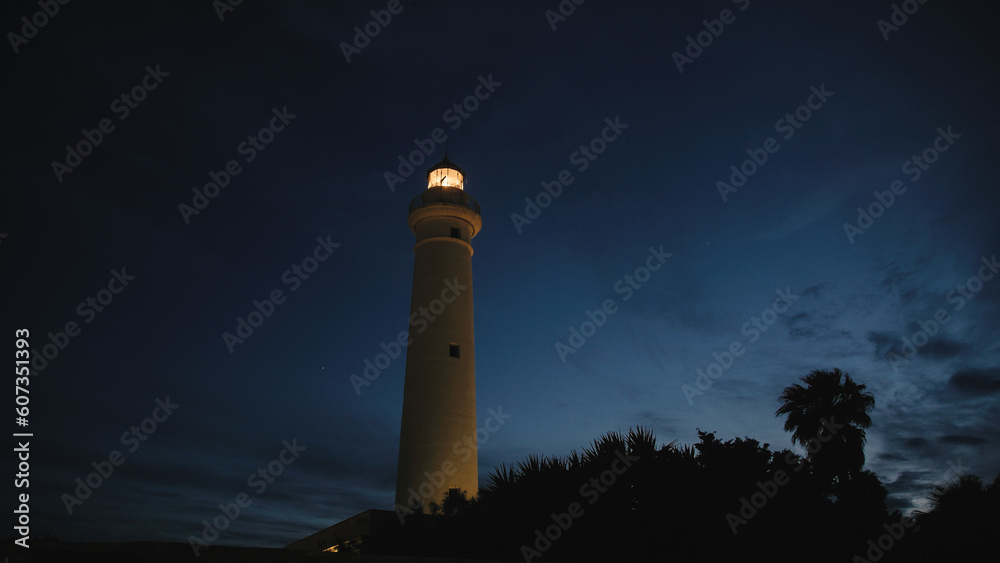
(408, 187), (481, 216)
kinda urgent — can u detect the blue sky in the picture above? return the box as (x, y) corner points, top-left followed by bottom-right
(3, 0), (998, 548)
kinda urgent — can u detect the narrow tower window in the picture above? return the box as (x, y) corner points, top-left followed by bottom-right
(450, 227), (461, 239)
(449, 344), (461, 358)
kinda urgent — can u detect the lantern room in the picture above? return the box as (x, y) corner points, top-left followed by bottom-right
(426, 155), (464, 190)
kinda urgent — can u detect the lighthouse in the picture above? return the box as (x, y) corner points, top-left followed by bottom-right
(394, 155), (481, 514)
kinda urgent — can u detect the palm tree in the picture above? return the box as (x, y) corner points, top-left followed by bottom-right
(900, 473), (1000, 562)
(919, 472), (998, 519)
(775, 368), (875, 491)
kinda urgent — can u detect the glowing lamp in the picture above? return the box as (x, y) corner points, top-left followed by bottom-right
(426, 155), (464, 190)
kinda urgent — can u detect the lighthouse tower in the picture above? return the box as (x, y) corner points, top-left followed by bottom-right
(395, 155), (481, 513)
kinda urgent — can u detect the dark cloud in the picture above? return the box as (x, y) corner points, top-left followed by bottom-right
(919, 339), (969, 359)
(875, 333), (968, 361)
(885, 495), (912, 513)
(787, 328), (816, 339)
(867, 331), (896, 357)
(866, 331), (893, 348)
(781, 301), (846, 342)
(938, 435), (988, 445)
(949, 368), (1000, 394)
(883, 470), (933, 497)
(879, 262), (916, 291)
(787, 312), (817, 339)
(899, 288), (920, 306)
(903, 438), (929, 449)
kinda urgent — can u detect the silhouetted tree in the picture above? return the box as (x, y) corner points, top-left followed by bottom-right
(776, 368), (875, 494)
(831, 468), (889, 551)
(922, 472), (999, 516)
(887, 472), (1000, 563)
(381, 409), (897, 562)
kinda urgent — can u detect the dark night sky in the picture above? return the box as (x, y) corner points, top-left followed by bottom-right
(3, 0), (999, 549)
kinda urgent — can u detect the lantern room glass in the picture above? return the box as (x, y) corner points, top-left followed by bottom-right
(428, 167), (464, 190)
